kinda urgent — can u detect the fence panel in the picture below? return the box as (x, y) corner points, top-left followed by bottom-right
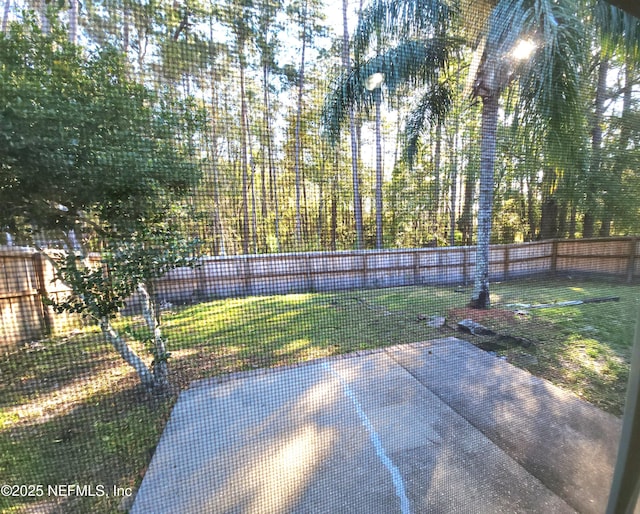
(1, 238), (637, 350)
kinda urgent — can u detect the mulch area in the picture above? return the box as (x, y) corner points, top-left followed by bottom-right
(447, 307), (521, 327)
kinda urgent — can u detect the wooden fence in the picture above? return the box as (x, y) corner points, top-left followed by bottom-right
(1, 237), (639, 349)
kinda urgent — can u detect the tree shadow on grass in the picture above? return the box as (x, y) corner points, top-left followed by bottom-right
(0, 375), (176, 514)
(0, 333), (130, 410)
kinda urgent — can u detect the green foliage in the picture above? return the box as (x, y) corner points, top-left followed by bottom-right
(0, 17), (201, 237)
(51, 226), (201, 320)
(0, 16), (204, 386)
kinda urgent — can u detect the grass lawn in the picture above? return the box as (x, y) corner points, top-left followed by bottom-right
(0, 277), (638, 513)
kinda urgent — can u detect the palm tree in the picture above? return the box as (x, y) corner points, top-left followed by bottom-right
(324, 0), (586, 309)
(467, 0), (586, 307)
(323, 2), (455, 250)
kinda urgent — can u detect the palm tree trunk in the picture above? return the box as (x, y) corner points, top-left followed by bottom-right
(460, 171), (474, 246)
(471, 92), (499, 309)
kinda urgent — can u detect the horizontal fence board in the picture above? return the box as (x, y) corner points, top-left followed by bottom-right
(558, 240), (630, 256)
(1, 238), (638, 348)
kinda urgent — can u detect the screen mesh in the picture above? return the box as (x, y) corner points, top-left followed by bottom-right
(0, 0), (639, 512)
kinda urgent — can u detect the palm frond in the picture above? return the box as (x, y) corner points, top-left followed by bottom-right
(353, 0), (453, 60)
(322, 37), (457, 143)
(594, 0), (640, 60)
(517, 0), (588, 165)
(404, 84), (451, 166)
(484, 0), (528, 58)
(469, 0), (529, 98)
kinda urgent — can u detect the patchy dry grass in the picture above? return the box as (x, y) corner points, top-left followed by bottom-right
(0, 277), (637, 512)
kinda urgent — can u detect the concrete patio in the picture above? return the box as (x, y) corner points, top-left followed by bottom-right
(131, 337), (623, 514)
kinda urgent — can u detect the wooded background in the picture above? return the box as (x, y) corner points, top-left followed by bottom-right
(1, 0), (640, 256)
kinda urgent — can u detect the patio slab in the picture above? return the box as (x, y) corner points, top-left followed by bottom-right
(131, 337), (621, 514)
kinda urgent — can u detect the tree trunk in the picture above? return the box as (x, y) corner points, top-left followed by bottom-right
(342, 0), (363, 249)
(526, 171), (536, 240)
(245, 105), (259, 254)
(239, 48), (251, 254)
(251, 162), (259, 253)
(68, 0), (78, 44)
(558, 200), (568, 238)
(449, 125), (458, 247)
(209, 71), (226, 256)
(99, 317), (154, 387)
(470, 92), (499, 309)
(2, 0), (10, 33)
(600, 60), (633, 237)
(569, 203), (577, 239)
(433, 121), (442, 233)
(122, 6), (130, 54)
(318, 178), (324, 246)
(540, 197), (558, 239)
(137, 283), (169, 388)
(259, 59), (280, 252)
(539, 165), (558, 239)
(260, 127), (267, 221)
(39, 0), (50, 34)
(375, 88), (383, 248)
(330, 171), (338, 251)
(293, 1), (308, 248)
(584, 58), (608, 238)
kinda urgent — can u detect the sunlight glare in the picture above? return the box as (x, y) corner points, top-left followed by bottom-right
(511, 39), (536, 61)
(365, 73), (385, 91)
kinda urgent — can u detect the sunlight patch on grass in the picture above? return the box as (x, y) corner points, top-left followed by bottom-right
(268, 311), (301, 323)
(170, 348), (199, 359)
(0, 361), (139, 432)
(276, 339), (311, 355)
(564, 338), (612, 374)
(0, 411), (20, 429)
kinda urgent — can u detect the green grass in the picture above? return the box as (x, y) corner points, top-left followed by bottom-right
(0, 277), (638, 512)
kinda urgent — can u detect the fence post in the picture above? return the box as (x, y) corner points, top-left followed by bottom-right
(413, 250), (420, 286)
(462, 247), (468, 285)
(504, 246), (510, 281)
(305, 253), (314, 292)
(32, 252), (52, 337)
(626, 238), (637, 284)
(242, 256), (252, 297)
(362, 252), (368, 288)
(550, 240), (558, 276)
